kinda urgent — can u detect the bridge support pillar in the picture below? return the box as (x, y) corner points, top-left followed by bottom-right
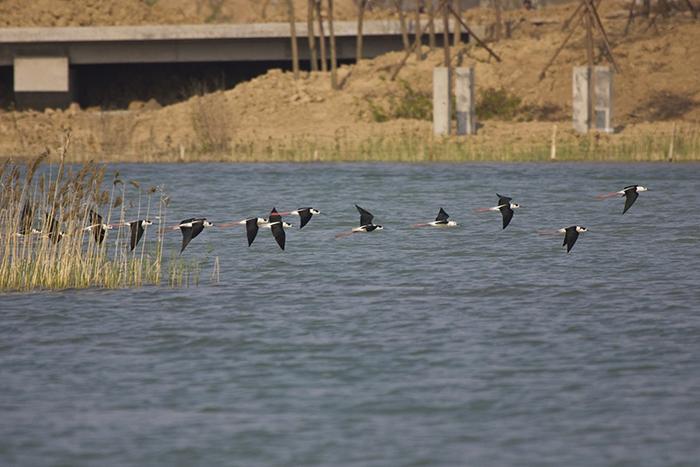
(14, 56), (73, 109)
(573, 66), (613, 134)
(455, 66), (475, 135)
(433, 67), (451, 136)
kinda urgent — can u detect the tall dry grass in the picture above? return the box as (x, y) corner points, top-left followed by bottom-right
(0, 133), (172, 291)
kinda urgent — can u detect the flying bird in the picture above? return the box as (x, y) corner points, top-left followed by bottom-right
(560, 225), (588, 253)
(411, 208), (458, 228)
(286, 207), (321, 229)
(597, 185), (648, 214)
(126, 219), (153, 251)
(262, 208), (292, 250)
(336, 205), (383, 238)
(475, 194), (521, 229)
(178, 218), (213, 253)
(85, 210), (112, 244)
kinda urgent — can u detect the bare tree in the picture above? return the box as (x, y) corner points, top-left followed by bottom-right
(286, 0), (300, 79)
(327, 0), (338, 89)
(357, 0), (368, 62)
(395, 0), (411, 51)
(315, 0), (328, 72)
(453, 0), (461, 47)
(307, 0), (318, 71)
(427, 0), (436, 50)
(414, 1), (422, 60)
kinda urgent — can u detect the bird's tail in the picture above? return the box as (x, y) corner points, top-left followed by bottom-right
(596, 192), (620, 200)
(335, 231), (355, 239)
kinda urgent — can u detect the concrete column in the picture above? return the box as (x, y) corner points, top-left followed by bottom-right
(433, 67), (451, 136)
(13, 56), (72, 109)
(572, 66), (589, 134)
(455, 66), (475, 135)
(573, 65), (614, 134)
(594, 66), (613, 133)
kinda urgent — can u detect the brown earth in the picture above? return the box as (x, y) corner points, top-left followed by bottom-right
(0, 0), (395, 27)
(0, 0), (698, 161)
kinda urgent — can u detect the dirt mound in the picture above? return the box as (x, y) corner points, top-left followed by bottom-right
(0, 0), (389, 27)
(0, 0), (698, 160)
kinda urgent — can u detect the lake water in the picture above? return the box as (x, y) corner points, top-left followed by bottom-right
(2, 163), (700, 466)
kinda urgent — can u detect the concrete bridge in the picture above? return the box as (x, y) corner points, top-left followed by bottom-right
(0, 20), (464, 109)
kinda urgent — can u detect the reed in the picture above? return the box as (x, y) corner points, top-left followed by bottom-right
(0, 134), (173, 291)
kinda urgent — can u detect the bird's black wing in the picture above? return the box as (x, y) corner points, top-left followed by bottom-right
(500, 206), (514, 229)
(180, 226), (193, 253)
(268, 207), (282, 224)
(355, 205), (374, 226)
(130, 221), (145, 251)
(46, 215), (62, 244)
(20, 203), (34, 234)
(622, 190), (639, 214)
(245, 218), (259, 246)
(270, 222), (286, 250)
(298, 208), (313, 229)
(95, 226), (106, 244)
(435, 208), (449, 222)
(496, 193), (512, 206)
(563, 227), (579, 253)
(90, 209), (102, 225)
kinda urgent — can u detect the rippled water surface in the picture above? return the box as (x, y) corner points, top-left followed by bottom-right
(2, 163), (700, 467)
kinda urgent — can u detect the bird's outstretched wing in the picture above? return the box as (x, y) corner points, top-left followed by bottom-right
(270, 222), (286, 250)
(355, 205), (374, 226)
(245, 218), (259, 246)
(130, 221), (145, 251)
(298, 208), (313, 229)
(563, 228), (579, 252)
(180, 221), (205, 253)
(268, 207), (282, 224)
(622, 190), (639, 214)
(435, 208), (449, 222)
(500, 206), (514, 229)
(497, 193), (512, 206)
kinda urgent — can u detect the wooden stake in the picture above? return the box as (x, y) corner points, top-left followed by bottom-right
(357, 0), (367, 63)
(550, 124), (557, 160)
(286, 0), (300, 79)
(315, 0), (327, 72)
(307, 0), (318, 71)
(668, 123), (677, 162)
(428, 0), (436, 50)
(327, 0), (338, 90)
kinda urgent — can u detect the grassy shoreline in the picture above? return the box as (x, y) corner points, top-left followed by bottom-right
(1, 121), (698, 163)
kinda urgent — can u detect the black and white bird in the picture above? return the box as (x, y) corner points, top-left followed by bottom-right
(336, 205), (383, 238)
(17, 203), (38, 236)
(475, 194), (521, 229)
(597, 185), (648, 214)
(560, 225), (588, 253)
(286, 207), (321, 229)
(85, 210), (113, 244)
(125, 219), (153, 251)
(242, 208), (292, 250)
(411, 208), (458, 228)
(177, 218), (213, 253)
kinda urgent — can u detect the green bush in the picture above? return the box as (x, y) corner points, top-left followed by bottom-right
(366, 80), (432, 122)
(476, 87), (522, 120)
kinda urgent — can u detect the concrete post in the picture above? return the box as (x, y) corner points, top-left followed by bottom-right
(594, 66), (613, 133)
(573, 65), (614, 134)
(433, 66), (451, 136)
(455, 66), (475, 135)
(572, 66), (589, 134)
(14, 56), (72, 109)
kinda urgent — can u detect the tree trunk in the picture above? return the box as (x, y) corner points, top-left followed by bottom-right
(286, 0), (300, 79)
(414, 2), (422, 60)
(315, 0), (327, 72)
(395, 0), (410, 51)
(428, 0), (436, 50)
(495, 0), (502, 41)
(443, 0), (451, 67)
(327, 0), (338, 89)
(307, 0), (318, 71)
(357, 0), (367, 63)
(453, 0), (461, 47)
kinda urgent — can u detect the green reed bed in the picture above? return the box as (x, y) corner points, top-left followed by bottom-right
(0, 139), (177, 291)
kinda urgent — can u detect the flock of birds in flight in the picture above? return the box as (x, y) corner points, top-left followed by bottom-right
(17, 185), (649, 254)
